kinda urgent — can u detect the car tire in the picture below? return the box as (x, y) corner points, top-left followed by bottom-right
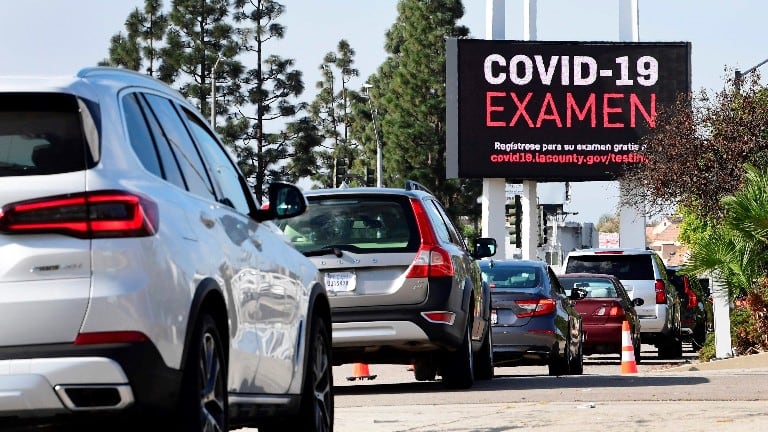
(658, 334), (683, 359)
(414, 356), (437, 381)
(440, 321), (475, 389)
(569, 331), (584, 375)
(178, 313), (227, 432)
(634, 337), (643, 365)
(261, 313), (334, 432)
(473, 324), (494, 380)
(548, 343), (567, 376)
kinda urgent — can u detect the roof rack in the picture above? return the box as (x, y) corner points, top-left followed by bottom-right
(405, 180), (434, 195)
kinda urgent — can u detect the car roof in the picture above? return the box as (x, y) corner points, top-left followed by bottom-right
(558, 272), (619, 280)
(0, 67), (185, 101)
(566, 248), (654, 256)
(478, 259), (547, 268)
(303, 186), (433, 200)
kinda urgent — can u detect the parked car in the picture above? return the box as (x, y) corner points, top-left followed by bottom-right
(666, 266), (708, 349)
(478, 259), (584, 376)
(277, 181), (497, 389)
(558, 273), (644, 362)
(0, 68), (332, 431)
(562, 248), (683, 359)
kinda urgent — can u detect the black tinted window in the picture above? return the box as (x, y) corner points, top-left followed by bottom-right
(565, 254), (654, 279)
(136, 94), (186, 189)
(0, 93), (93, 176)
(123, 93), (162, 177)
(144, 94), (215, 201)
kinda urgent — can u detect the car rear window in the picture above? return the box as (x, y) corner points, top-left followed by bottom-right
(278, 194), (419, 253)
(480, 265), (542, 291)
(0, 93), (94, 176)
(559, 277), (618, 298)
(565, 254), (654, 280)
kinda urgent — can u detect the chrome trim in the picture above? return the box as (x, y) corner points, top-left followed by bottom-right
(53, 384), (134, 411)
(229, 395), (292, 405)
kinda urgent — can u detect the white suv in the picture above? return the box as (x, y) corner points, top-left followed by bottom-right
(562, 248), (682, 359)
(0, 68), (332, 431)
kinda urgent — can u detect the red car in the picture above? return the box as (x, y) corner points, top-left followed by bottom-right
(559, 273), (644, 362)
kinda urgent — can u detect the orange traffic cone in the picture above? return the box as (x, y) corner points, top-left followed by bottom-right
(346, 363), (377, 381)
(620, 320), (638, 374)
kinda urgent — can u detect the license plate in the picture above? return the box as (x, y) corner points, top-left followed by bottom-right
(325, 272), (356, 292)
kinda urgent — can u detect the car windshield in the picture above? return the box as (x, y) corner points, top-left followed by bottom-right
(276, 195), (419, 254)
(481, 265), (542, 291)
(559, 278), (618, 298)
(564, 254), (653, 280)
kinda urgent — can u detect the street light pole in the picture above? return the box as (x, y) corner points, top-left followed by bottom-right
(363, 83), (383, 187)
(735, 56), (768, 93)
(210, 55), (222, 128)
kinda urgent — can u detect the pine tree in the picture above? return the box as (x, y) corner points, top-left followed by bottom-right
(230, 0), (305, 199)
(100, 0), (168, 75)
(373, 0), (473, 215)
(309, 40), (361, 188)
(160, 0), (240, 119)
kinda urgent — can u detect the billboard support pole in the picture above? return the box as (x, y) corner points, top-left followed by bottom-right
(481, 0), (508, 259)
(618, 0), (646, 250)
(520, 0), (539, 261)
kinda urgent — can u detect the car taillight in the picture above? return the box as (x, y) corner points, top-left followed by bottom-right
(683, 276), (698, 309)
(595, 305), (624, 317)
(404, 198), (454, 278)
(515, 298), (556, 318)
(0, 191), (158, 239)
(74, 331), (149, 345)
(655, 279), (667, 304)
(405, 246), (454, 278)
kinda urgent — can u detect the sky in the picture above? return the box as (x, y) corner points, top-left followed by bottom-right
(2, 0), (767, 225)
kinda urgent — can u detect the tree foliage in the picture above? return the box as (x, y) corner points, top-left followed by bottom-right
(230, 0), (305, 199)
(595, 213), (619, 233)
(621, 71), (768, 219)
(101, 0), (168, 75)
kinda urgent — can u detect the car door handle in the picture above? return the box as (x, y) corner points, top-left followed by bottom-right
(200, 212), (216, 229)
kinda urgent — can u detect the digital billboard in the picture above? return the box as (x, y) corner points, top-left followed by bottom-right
(446, 39), (691, 181)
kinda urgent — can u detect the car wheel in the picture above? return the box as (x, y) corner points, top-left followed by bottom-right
(178, 313), (227, 432)
(658, 334), (683, 359)
(440, 320), (475, 389)
(262, 313), (334, 432)
(569, 331), (584, 375)
(473, 323), (494, 380)
(548, 343), (567, 376)
(414, 356), (437, 381)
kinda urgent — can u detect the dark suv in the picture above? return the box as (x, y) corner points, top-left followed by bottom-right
(277, 181), (497, 389)
(666, 266), (708, 349)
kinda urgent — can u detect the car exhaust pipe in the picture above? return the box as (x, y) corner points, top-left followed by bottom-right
(54, 384), (134, 411)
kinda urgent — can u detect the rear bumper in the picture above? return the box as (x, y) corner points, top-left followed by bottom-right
(329, 279), (470, 364)
(0, 340), (181, 426)
(491, 327), (559, 366)
(582, 322), (623, 354)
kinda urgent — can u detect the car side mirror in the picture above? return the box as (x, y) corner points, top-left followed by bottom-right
(474, 237), (497, 259)
(254, 182), (307, 222)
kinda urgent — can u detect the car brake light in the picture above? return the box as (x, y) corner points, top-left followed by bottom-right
(655, 279), (667, 304)
(515, 298), (556, 318)
(74, 331), (149, 345)
(595, 305), (624, 317)
(404, 198), (454, 278)
(0, 191), (158, 239)
(683, 276), (698, 309)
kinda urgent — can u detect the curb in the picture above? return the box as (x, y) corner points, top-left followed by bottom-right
(662, 351), (768, 372)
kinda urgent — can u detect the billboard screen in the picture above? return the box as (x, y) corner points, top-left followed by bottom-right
(446, 39), (691, 181)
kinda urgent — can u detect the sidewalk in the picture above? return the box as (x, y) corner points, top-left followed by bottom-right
(663, 350), (768, 372)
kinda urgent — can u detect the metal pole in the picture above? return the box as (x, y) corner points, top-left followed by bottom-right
(364, 84), (383, 187)
(210, 55), (222, 128)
